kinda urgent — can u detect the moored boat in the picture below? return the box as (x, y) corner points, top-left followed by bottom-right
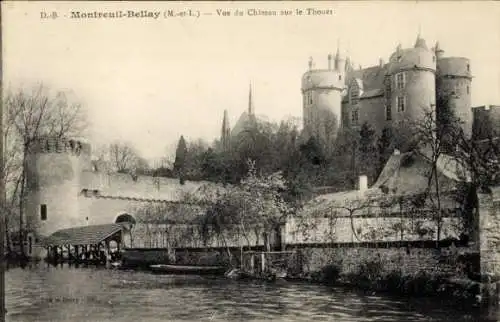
(149, 264), (227, 275)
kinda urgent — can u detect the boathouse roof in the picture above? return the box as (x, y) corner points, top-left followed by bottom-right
(43, 223), (123, 246)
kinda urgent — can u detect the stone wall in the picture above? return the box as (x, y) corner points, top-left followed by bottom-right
(479, 186), (500, 279)
(295, 246), (468, 277)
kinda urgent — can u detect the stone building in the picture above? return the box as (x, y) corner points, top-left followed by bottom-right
(302, 35), (474, 144)
(23, 136), (223, 258)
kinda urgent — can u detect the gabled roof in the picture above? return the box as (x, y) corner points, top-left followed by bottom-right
(373, 149), (470, 196)
(43, 224), (123, 246)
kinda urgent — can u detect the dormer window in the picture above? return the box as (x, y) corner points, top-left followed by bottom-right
(396, 72), (406, 90)
(349, 81), (360, 105)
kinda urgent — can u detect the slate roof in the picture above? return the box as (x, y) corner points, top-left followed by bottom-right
(43, 224), (123, 246)
(343, 65), (387, 102)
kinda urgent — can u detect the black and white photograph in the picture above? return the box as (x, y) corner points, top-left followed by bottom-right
(1, 1), (500, 321)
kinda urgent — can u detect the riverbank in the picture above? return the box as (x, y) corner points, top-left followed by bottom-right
(289, 262), (484, 308)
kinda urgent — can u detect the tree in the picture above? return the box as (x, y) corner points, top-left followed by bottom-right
(173, 135), (187, 183)
(358, 122), (377, 183)
(200, 159), (294, 266)
(107, 141), (141, 174)
(376, 127), (396, 175)
(3, 83), (88, 254)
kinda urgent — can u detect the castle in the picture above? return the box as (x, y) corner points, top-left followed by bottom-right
(301, 34), (474, 145)
(23, 35), (499, 259)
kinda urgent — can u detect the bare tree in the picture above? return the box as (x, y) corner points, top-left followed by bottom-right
(107, 141), (141, 174)
(3, 83), (87, 254)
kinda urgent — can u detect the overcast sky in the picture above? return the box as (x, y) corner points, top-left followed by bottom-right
(3, 1), (500, 163)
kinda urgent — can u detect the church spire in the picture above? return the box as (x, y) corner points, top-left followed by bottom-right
(248, 83), (254, 115)
(221, 109), (231, 151)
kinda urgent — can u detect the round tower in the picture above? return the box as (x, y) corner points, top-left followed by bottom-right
(386, 35), (437, 128)
(301, 54), (345, 147)
(436, 44), (473, 138)
(472, 105), (500, 141)
(24, 137), (92, 240)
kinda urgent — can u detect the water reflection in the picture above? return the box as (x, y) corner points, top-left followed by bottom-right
(5, 263), (498, 322)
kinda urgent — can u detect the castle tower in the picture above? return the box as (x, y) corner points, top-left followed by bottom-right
(302, 50), (345, 151)
(221, 109), (231, 151)
(386, 34), (436, 136)
(24, 137), (92, 241)
(472, 105), (500, 141)
(435, 42), (473, 138)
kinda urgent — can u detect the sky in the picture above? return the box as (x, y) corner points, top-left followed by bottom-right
(3, 1), (500, 164)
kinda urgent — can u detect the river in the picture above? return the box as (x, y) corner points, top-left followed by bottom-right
(5, 263), (499, 322)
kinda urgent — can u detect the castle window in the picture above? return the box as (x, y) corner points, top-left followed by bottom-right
(349, 83), (360, 105)
(351, 109), (359, 125)
(467, 64), (470, 72)
(467, 85), (470, 94)
(40, 204), (47, 221)
(386, 104), (392, 120)
(384, 76), (392, 99)
(396, 72), (406, 90)
(306, 92), (313, 105)
(397, 95), (406, 112)
(339, 75), (342, 81)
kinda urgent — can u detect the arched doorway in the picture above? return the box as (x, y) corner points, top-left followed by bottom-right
(114, 212), (136, 248)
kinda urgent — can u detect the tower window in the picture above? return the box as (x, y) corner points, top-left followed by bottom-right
(467, 64), (470, 72)
(351, 109), (359, 125)
(397, 95), (406, 112)
(386, 104), (392, 120)
(40, 204), (47, 221)
(306, 92), (313, 105)
(339, 75), (342, 81)
(467, 85), (470, 94)
(396, 72), (406, 90)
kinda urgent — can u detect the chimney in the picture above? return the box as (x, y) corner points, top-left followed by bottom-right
(379, 58), (384, 68)
(328, 54), (333, 70)
(358, 175), (368, 192)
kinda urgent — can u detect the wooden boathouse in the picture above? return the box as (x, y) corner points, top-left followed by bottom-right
(42, 223), (124, 265)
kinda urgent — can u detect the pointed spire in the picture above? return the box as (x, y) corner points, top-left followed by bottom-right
(221, 110), (231, 151)
(222, 109), (230, 133)
(414, 30), (428, 49)
(248, 83), (254, 115)
(435, 41), (444, 58)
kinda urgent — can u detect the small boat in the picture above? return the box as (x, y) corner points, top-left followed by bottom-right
(149, 264), (227, 275)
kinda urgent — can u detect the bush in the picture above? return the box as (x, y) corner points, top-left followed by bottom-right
(320, 264), (341, 284)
